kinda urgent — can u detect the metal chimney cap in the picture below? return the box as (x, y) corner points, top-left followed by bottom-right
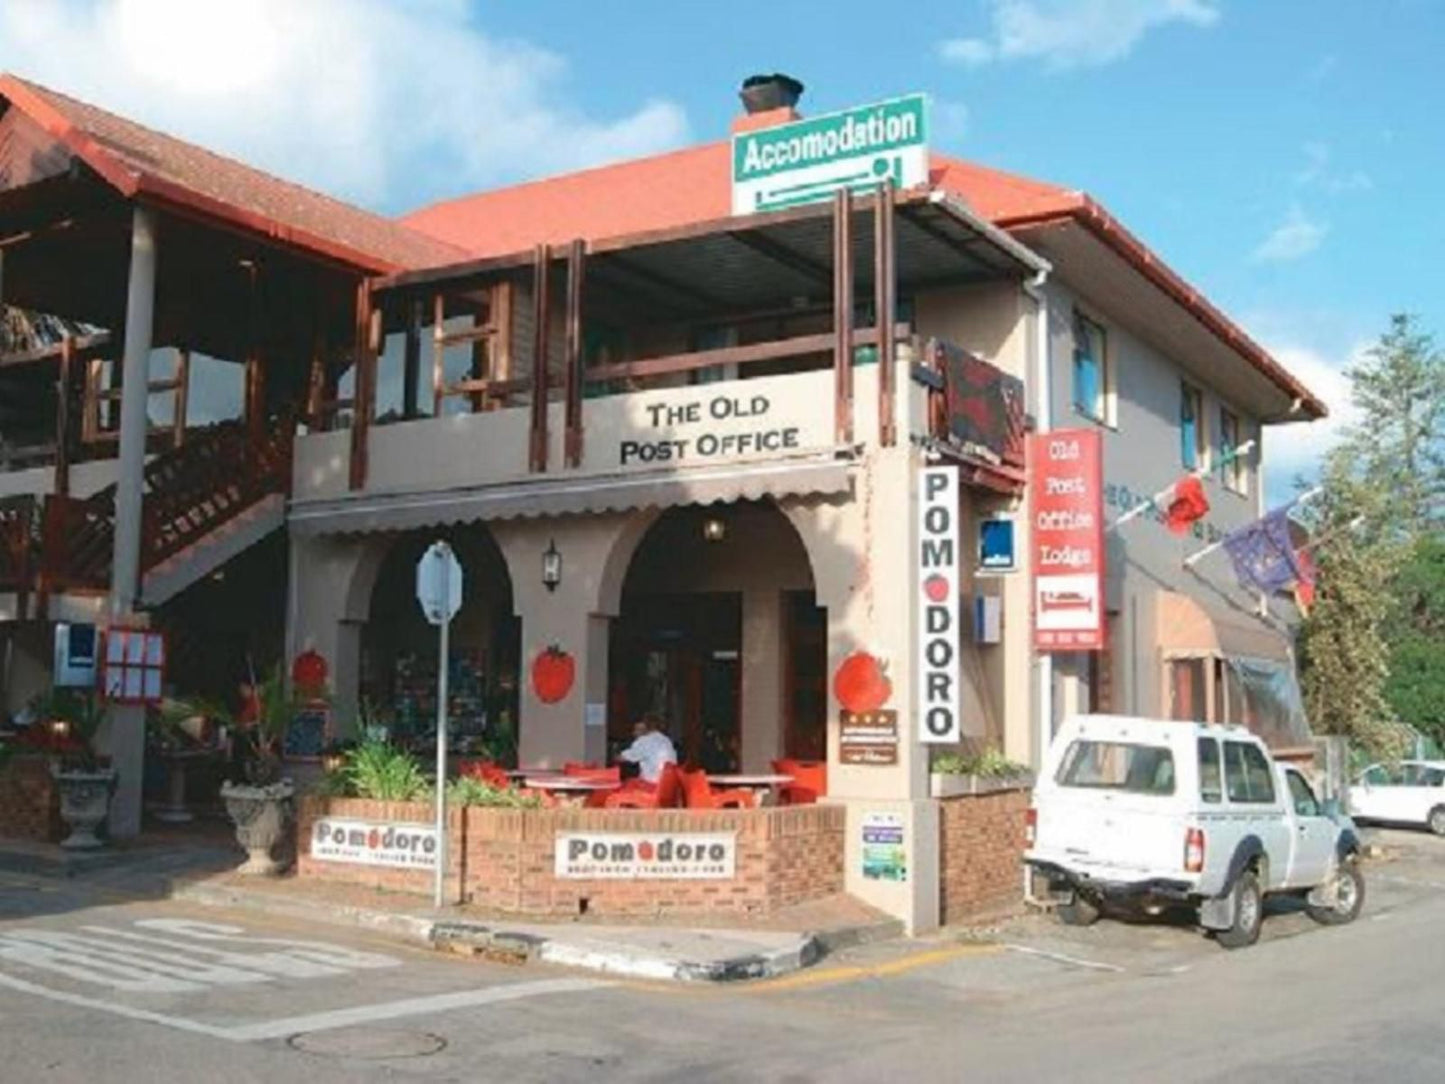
(739, 73), (804, 114)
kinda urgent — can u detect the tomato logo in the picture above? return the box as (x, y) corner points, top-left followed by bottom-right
(833, 651), (892, 713)
(923, 574), (950, 603)
(531, 646), (576, 704)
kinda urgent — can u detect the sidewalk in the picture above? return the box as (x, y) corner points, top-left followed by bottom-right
(0, 833), (901, 983)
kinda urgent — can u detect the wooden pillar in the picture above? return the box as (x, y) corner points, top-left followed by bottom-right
(172, 347), (190, 449)
(306, 322), (326, 430)
(832, 190), (854, 446)
(54, 335), (74, 498)
(348, 280), (376, 491)
(529, 244), (551, 473)
(875, 179), (897, 447)
(403, 297), (422, 418)
(564, 239), (585, 467)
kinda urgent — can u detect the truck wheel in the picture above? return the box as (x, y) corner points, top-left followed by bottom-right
(1429, 806), (1445, 837)
(1215, 870), (1263, 949)
(1307, 859), (1365, 926)
(1056, 893), (1101, 927)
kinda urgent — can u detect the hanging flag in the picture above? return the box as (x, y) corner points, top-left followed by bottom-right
(1292, 547), (1317, 613)
(1222, 505), (1304, 595)
(1163, 476), (1211, 535)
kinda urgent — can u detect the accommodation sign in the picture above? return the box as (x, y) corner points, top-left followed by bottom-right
(918, 466), (962, 743)
(731, 94), (929, 215)
(1028, 429), (1105, 650)
(620, 393), (801, 466)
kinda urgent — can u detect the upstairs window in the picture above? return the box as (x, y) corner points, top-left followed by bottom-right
(1072, 312), (1110, 425)
(1180, 382), (1206, 470)
(1219, 407), (1247, 495)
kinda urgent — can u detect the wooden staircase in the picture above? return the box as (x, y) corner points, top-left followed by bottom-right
(16, 416), (294, 611)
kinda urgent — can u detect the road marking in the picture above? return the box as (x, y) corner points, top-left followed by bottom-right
(223, 977), (608, 1041)
(0, 920), (399, 993)
(0, 967), (609, 1042)
(745, 943), (1000, 994)
(1001, 944), (1126, 973)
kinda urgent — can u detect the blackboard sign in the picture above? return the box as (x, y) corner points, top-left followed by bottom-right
(284, 705), (329, 759)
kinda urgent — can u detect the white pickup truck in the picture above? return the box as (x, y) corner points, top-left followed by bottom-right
(1024, 715), (1363, 949)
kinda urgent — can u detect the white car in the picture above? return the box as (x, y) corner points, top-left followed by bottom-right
(1348, 760), (1445, 835)
(1025, 714), (1364, 949)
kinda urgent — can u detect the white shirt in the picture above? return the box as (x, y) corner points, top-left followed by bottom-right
(619, 730), (678, 783)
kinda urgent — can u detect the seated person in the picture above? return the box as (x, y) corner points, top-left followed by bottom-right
(616, 713), (678, 784)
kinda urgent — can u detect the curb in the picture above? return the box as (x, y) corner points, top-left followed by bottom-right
(171, 880), (867, 983)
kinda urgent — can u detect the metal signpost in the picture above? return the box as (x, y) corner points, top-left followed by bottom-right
(416, 541), (463, 908)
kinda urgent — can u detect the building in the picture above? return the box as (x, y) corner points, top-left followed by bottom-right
(0, 73), (1324, 932)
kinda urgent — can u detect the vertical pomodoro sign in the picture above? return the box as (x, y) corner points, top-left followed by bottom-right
(1029, 429), (1105, 651)
(918, 465), (962, 743)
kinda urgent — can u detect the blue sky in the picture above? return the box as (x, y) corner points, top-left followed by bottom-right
(2, 1), (1440, 500)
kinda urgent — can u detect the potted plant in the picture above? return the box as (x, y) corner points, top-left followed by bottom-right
(930, 746), (1034, 798)
(39, 688), (115, 849)
(214, 666), (311, 875)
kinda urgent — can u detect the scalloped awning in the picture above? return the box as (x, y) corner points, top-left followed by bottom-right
(287, 454), (856, 537)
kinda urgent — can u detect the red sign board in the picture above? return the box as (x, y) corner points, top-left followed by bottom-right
(1029, 429), (1105, 651)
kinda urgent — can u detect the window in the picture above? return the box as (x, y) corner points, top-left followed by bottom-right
(1180, 383), (1206, 470)
(1224, 741), (1276, 804)
(1198, 737), (1223, 803)
(1285, 771), (1320, 817)
(1072, 312), (1110, 424)
(1056, 740), (1176, 795)
(1219, 408), (1247, 494)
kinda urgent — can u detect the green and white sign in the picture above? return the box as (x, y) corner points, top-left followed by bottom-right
(731, 93), (929, 216)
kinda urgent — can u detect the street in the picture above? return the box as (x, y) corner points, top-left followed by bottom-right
(0, 829), (1441, 1083)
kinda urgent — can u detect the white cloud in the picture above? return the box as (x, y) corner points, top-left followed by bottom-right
(1260, 340), (1367, 504)
(1251, 206), (1328, 263)
(938, 0), (1220, 70)
(0, 0), (689, 211)
(1293, 141), (1372, 194)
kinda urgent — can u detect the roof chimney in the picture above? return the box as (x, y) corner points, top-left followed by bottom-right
(732, 73), (803, 134)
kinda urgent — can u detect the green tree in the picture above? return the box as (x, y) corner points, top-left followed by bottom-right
(1383, 535), (1445, 743)
(1339, 313), (1445, 535)
(1297, 455), (1406, 754)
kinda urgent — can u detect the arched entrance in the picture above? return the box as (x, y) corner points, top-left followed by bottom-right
(359, 526), (519, 756)
(609, 500), (826, 772)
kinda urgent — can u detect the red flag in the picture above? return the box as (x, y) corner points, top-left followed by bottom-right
(1164, 475), (1210, 535)
(1293, 548), (1317, 612)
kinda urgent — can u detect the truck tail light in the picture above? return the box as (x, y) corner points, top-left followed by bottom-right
(1184, 827), (1205, 873)
(1025, 808), (1038, 847)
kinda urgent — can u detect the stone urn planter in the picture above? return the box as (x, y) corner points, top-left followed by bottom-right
(52, 767), (117, 850)
(220, 779), (296, 875)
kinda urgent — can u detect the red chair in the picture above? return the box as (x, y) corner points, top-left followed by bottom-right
(457, 759), (511, 789)
(680, 767), (756, 810)
(605, 764), (681, 808)
(772, 759), (826, 805)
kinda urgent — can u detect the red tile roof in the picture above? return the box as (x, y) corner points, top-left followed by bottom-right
(0, 74), (463, 274)
(400, 143), (1324, 418)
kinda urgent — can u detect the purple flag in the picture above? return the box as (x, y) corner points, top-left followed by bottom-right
(1222, 506), (1303, 594)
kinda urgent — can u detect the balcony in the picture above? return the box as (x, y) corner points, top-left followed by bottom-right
(293, 187), (1045, 524)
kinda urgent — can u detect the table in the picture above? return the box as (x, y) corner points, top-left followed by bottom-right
(520, 775), (620, 806)
(706, 773), (795, 806)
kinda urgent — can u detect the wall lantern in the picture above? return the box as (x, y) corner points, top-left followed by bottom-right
(541, 539), (562, 592)
(702, 517), (727, 543)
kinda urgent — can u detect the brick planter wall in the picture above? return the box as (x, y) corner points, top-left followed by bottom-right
(0, 753), (61, 842)
(296, 797), (845, 918)
(938, 787), (1030, 924)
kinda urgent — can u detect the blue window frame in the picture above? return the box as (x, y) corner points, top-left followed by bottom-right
(1180, 382), (1204, 470)
(1072, 312), (1108, 423)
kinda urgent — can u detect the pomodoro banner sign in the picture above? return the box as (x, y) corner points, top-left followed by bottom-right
(918, 465), (963, 742)
(555, 832), (737, 880)
(731, 94), (929, 215)
(1029, 429), (1105, 650)
(312, 818), (438, 870)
